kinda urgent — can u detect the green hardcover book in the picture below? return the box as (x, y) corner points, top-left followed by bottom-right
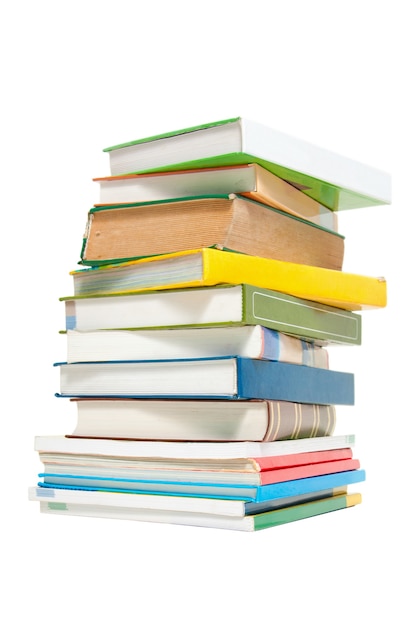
(62, 283), (362, 345)
(103, 117), (391, 211)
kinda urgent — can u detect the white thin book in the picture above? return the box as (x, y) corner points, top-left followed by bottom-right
(29, 486), (362, 531)
(29, 485), (348, 517)
(34, 433), (356, 460)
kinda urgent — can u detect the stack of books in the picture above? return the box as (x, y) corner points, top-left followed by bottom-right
(29, 117), (391, 532)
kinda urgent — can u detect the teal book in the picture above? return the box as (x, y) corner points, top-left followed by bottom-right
(37, 468), (365, 503)
(62, 283), (362, 346)
(103, 117), (391, 211)
(55, 356), (355, 404)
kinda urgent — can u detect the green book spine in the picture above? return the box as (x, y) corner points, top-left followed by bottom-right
(252, 493), (361, 530)
(242, 285), (361, 345)
(103, 118), (240, 152)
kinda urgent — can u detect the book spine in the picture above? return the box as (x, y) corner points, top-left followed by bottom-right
(263, 402), (336, 442)
(253, 447), (352, 471)
(242, 284), (362, 345)
(252, 493), (362, 530)
(204, 248), (386, 311)
(257, 458), (360, 485)
(254, 469), (366, 502)
(261, 328), (328, 367)
(236, 358), (354, 405)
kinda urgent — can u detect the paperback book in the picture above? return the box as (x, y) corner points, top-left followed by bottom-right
(29, 487), (362, 532)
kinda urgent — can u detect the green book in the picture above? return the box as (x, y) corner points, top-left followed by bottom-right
(251, 492), (362, 531)
(31, 488), (362, 532)
(62, 283), (362, 345)
(103, 117), (391, 211)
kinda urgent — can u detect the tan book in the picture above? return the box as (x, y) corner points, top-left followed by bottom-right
(81, 194), (344, 270)
(94, 163), (339, 230)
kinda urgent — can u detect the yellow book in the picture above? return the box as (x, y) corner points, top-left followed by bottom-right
(70, 247), (387, 311)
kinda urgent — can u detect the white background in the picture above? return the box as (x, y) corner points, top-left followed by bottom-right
(2, 1), (413, 623)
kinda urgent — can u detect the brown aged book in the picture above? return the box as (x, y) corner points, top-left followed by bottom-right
(80, 194), (344, 269)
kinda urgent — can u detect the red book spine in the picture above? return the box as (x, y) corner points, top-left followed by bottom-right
(258, 458), (360, 485)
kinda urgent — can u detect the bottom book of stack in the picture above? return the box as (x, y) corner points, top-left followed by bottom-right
(29, 433), (364, 532)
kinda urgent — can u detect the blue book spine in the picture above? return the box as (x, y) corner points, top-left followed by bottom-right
(236, 358), (354, 405)
(253, 469), (365, 502)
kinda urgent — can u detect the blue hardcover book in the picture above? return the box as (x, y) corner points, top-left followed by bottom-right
(38, 469), (365, 503)
(55, 356), (354, 405)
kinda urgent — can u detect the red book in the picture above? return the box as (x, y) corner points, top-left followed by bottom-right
(251, 447), (353, 471)
(256, 458), (360, 485)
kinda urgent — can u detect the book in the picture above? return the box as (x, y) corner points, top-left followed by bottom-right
(67, 398), (336, 441)
(65, 326), (329, 367)
(55, 356), (355, 404)
(29, 487), (362, 531)
(93, 163), (339, 230)
(38, 455), (360, 488)
(34, 433), (356, 459)
(38, 447), (351, 474)
(63, 283), (362, 346)
(29, 484), (351, 517)
(103, 117), (391, 210)
(37, 468), (366, 501)
(80, 194), (344, 270)
(69, 247), (387, 311)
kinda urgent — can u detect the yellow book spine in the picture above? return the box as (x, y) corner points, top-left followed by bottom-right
(345, 493), (362, 507)
(202, 248), (387, 311)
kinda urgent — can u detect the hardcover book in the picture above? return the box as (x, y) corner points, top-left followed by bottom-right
(65, 326), (329, 367)
(94, 163), (339, 230)
(63, 284), (362, 345)
(103, 117), (391, 210)
(67, 397), (336, 441)
(80, 194), (344, 270)
(55, 356), (355, 404)
(68, 247), (387, 311)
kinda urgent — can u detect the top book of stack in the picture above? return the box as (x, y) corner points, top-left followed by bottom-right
(103, 117), (392, 211)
